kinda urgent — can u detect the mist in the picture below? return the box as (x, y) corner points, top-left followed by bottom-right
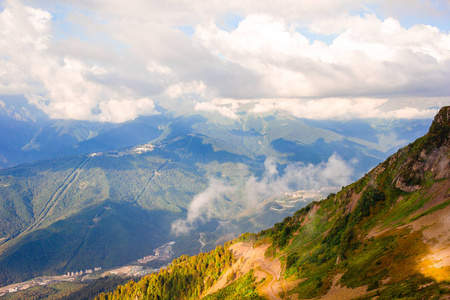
(172, 154), (353, 235)
(171, 177), (232, 236)
(245, 153), (354, 206)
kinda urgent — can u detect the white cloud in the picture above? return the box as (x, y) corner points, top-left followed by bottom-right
(194, 13), (450, 98)
(0, 0), (159, 122)
(246, 154), (354, 206)
(249, 98), (438, 120)
(165, 81), (208, 99)
(194, 101), (238, 119)
(383, 106), (438, 119)
(171, 155), (354, 235)
(171, 178), (232, 236)
(0, 0), (50, 94)
(96, 98), (157, 123)
(1, 0), (449, 122)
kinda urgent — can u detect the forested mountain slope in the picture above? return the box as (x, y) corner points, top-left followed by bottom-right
(1, 108), (426, 287)
(97, 106), (450, 299)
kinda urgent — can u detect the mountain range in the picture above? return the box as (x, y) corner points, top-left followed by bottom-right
(0, 96), (431, 170)
(0, 96), (437, 290)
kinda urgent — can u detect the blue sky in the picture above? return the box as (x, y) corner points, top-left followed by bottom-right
(0, 0), (449, 122)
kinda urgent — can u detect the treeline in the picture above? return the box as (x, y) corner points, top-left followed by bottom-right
(95, 242), (235, 300)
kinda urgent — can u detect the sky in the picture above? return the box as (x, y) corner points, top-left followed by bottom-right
(0, 0), (449, 123)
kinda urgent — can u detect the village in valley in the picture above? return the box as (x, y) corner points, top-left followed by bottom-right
(0, 242), (175, 297)
(137, 241), (175, 264)
(0, 268), (101, 296)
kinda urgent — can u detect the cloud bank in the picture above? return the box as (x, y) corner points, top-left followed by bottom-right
(0, 0), (159, 122)
(249, 98), (439, 120)
(0, 0), (449, 122)
(194, 14), (450, 98)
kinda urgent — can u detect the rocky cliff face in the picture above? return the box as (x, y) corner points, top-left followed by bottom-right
(392, 106), (450, 192)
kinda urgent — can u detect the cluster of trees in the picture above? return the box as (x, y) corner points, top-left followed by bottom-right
(95, 242), (235, 300)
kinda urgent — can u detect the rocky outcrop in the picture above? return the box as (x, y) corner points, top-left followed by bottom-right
(394, 106), (450, 192)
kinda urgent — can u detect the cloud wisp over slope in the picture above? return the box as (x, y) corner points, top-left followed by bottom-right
(0, 0), (449, 122)
(245, 154), (354, 206)
(172, 154), (354, 235)
(171, 178), (233, 236)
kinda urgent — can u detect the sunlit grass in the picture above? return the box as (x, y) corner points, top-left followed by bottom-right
(420, 266), (450, 282)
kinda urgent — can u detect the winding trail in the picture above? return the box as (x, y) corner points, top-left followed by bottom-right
(198, 233), (206, 252)
(204, 243), (284, 299)
(257, 259), (281, 300)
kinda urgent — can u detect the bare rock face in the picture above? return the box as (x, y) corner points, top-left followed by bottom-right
(393, 106), (450, 192)
(423, 147), (450, 181)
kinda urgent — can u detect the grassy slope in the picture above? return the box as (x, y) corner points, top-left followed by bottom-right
(247, 106), (450, 299)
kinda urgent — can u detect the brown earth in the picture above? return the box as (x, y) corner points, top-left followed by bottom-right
(318, 273), (368, 300)
(344, 189), (362, 214)
(204, 242), (283, 299)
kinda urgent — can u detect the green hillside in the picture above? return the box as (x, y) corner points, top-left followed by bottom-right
(96, 106), (450, 299)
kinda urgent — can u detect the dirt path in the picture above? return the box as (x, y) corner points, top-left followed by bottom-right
(204, 243), (283, 299)
(257, 259), (281, 300)
(321, 274), (368, 300)
(198, 233), (206, 252)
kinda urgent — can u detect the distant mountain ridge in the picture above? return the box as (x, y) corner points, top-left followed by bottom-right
(96, 106), (450, 299)
(0, 96), (431, 169)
